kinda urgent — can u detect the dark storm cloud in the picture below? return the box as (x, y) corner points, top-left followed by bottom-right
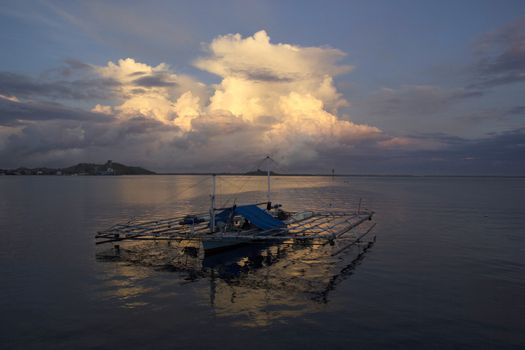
(237, 68), (295, 82)
(0, 71), (119, 100)
(3, 121), (89, 158)
(408, 129), (525, 163)
(63, 58), (91, 70)
(133, 74), (178, 87)
(255, 115), (279, 125)
(469, 17), (525, 89)
(190, 112), (249, 135)
(316, 130), (525, 175)
(128, 71), (148, 77)
(423, 129), (525, 174)
(0, 114), (176, 168)
(170, 111), (256, 149)
(2, 111), (523, 174)
(43, 59), (93, 78)
(0, 98), (111, 126)
(130, 88), (148, 94)
(119, 116), (170, 135)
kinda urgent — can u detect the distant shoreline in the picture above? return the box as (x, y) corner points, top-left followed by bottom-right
(1, 161), (523, 178)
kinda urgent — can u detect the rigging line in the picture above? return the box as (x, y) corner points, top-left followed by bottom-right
(217, 155), (299, 208)
(216, 176), (243, 207)
(254, 155), (270, 171)
(243, 158), (267, 202)
(218, 175), (260, 207)
(267, 155), (285, 174)
(217, 176), (221, 209)
(216, 156), (272, 207)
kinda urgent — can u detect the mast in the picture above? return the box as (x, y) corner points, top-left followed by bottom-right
(266, 156), (271, 205)
(210, 174), (216, 233)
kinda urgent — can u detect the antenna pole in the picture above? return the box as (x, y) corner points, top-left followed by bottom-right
(210, 174), (216, 233)
(266, 156), (271, 205)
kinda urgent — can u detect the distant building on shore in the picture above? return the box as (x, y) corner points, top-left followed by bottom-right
(100, 160), (115, 175)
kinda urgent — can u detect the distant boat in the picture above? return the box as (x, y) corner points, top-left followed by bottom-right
(96, 157), (375, 254)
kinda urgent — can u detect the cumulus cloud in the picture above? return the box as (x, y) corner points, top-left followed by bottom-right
(71, 31), (381, 165)
(196, 30), (351, 115)
(94, 58), (206, 128)
(195, 31), (351, 81)
(193, 30), (379, 161)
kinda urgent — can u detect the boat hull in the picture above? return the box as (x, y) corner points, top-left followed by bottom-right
(202, 238), (250, 253)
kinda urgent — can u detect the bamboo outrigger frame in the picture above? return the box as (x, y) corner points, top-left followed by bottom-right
(96, 209), (374, 254)
(95, 157), (376, 255)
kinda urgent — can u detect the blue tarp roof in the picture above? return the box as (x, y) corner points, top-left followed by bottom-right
(214, 204), (285, 230)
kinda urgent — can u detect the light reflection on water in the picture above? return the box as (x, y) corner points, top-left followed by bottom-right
(113, 175), (348, 219)
(96, 224), (376, 326)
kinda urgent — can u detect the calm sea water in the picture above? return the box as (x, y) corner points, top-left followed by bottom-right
(1, 175), (524, 349)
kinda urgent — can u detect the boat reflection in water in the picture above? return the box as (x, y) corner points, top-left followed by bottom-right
(96, 220), (376, 326)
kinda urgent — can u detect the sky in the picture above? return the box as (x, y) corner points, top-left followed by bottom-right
(0, 0), (524, 174)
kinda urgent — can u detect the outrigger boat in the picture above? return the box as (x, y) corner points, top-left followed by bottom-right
(96, 159), (375, 254)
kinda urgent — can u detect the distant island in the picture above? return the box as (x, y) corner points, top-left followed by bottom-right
(244, 169), (280, 176)
(0, 160), (155, 176)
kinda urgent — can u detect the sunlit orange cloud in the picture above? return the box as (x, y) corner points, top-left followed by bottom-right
(0, 94), (20, 102)
(90, 31), (383, 163)
(378, 137), (446, 150)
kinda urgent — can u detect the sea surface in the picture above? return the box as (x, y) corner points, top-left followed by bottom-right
(1, 175), (524, 349)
